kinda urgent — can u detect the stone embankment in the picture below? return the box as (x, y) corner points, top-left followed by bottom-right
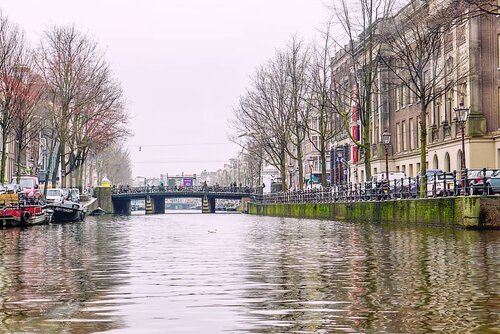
(248, 197), (500, 229)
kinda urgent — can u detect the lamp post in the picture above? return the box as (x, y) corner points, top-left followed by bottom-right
(454, 102), (469, 172)
(307, 156), (314, 188)
(329, 143), (334, 187)
(336, 146), (344, 184)
(288, 163), (294, 190)
(382, 129), (391, 184)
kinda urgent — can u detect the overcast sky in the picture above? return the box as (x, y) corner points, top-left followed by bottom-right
(2, 0), (330, 178)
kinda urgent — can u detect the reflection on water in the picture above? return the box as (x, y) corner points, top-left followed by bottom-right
(0, 214), (498, 333)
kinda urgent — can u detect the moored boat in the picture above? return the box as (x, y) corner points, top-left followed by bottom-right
(0, 205), (53, 227)
(89, 207), (105, 216)
(46, 200), (86, 223)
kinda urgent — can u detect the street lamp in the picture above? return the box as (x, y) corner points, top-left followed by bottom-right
(307, 156), (314, 188)
(454, 102), (469, 172)
(382, 129), (392, 184)
(329, 143), (334, 187)
(287, 163), (294, 190)
(336, 146), (344, 184)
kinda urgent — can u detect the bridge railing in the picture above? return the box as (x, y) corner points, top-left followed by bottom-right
(112, 185), (255, 195)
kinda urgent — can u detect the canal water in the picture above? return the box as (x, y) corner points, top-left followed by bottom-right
(0, 212), (498, 333)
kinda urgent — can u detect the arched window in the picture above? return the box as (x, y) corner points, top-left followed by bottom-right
(444, 152), (451, 172)
(433, 154), (439, 169)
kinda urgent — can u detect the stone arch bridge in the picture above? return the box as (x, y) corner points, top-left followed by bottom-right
(96, 186), (254, 214)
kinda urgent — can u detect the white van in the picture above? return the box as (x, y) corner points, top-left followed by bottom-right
(371, 172), (406, 184)
(46, 188), (64, 203)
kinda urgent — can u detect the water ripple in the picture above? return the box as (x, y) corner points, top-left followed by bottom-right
(0, 214), (498, 333)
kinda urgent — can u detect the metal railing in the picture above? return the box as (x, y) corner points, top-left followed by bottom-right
(251, 168), (497, 204)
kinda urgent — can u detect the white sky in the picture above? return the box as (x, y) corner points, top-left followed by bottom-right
(2, 0), (330, 178)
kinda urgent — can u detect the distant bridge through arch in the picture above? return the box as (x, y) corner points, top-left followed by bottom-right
(110, 186), (255, 214)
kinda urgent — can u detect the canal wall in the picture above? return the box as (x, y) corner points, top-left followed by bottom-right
(248, 197), (500, 229)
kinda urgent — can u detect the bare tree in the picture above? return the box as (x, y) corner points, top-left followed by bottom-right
(283, 36), (310, 190)
(305, 22), (342, 187)
(231, 51), (294, 190)
(0, 12), (30, 184)
(329, 0), (396, 180)
(379, 1), (468, 194)
(36, 25), (109, 188)
(68, 71), (129, 190)
(95, 143), (132, 186)
(11, 66), (45, 183)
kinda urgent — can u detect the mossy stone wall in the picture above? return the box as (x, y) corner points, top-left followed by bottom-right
(248, 197), (500, 229)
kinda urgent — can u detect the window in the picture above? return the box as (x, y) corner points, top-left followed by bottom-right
(459, 82), (468, 105)
(396, 123), (401, 152)
(409, 164), (413, 177)
(409, 118), (414, 150)
(434, 99), (441, 126)
(497, 34), (500, 68)
(399, 85), (404, 108)
(416, 116), (421, 148)
(311, 117), (319, 130)
(311, 136), (319, 149)
(402, 120), (407, 151)
(446, 91), (454, 122)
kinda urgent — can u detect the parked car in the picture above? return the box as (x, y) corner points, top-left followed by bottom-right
(11, 176), (41, 203)
(468, 169), (497, 195)
(46, 188), (64, 203)
(427, 172), (455, 196)
(364, 172), (406, 199)
(392, 177), (418, 198)
(486, 170), (500, 194)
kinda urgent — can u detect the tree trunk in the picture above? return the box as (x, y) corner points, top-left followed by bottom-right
(363, 120), (372, 181)
(280, 146), (287, 191)
(321, 143), (327, 187)
(419, 104), (427, 197)
(52, 144), (63, 188)
(44, 153), (53, 196)
(0, 135), (8, 185)
(15, 136), (23, 184)
(60, 142), (66, 188)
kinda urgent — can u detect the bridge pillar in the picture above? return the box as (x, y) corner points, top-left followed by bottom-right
(145, 195), (154, 214)
(241, 197), (250, 213)
(96, 186), (113, 214)
(208, 197), (215, 213)
(153, 196), (165, 214)
(112, 199), (131, 215)
(202, 196), (216, 213)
